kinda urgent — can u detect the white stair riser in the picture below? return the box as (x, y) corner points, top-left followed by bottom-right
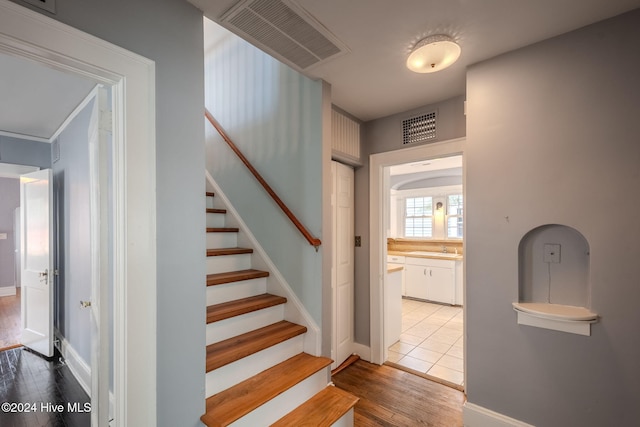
(331, 409), (354, 427)
(229, 369), (329, 427)
(207, 254), (251, 274)
(206, 196), (215, 209)
(206, 213), (226, 228)
(207, 232), (237, 249)
(206, 335), (304, 397)
(207, 305), (284, 346)
(207, 278), (267, 306)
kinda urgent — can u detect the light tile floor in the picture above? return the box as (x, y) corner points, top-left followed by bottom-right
(386, 298), (464, 386)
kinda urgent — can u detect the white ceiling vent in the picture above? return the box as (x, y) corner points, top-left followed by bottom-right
(221, 0), (349, 71)
(402, 111), (437, 145)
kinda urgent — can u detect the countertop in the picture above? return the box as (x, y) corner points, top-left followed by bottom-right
(388, 250), (463, 261)
(387, 263), (404, 273)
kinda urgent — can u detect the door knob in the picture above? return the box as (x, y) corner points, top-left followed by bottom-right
(39, 269), (49, 284)
(80, 300), (92, 308)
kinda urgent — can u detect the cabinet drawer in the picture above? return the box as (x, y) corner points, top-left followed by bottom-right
(387, 255), (405, 263)
(405, 257), (454, 268)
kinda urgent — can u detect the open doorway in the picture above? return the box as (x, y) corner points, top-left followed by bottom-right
(369, 137), (466, 390)
(384, 155), (464, 388)
(0, 47), (115, 423)
(0, 163), (38, 351)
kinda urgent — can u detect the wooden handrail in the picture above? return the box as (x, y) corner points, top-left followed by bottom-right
(205, 109), (322, 250)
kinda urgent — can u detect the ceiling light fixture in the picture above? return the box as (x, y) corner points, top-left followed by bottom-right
(407, 34), (461, 73)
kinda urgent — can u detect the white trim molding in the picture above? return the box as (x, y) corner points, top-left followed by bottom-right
(57, 334), (91, 397)
(0, 286), (16, 297)
(463, 402), (536, 427)
(0, 1), (157, 425)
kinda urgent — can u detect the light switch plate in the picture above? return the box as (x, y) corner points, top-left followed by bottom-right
(0, 233), (7, 240)
(22, 0), (56, 14)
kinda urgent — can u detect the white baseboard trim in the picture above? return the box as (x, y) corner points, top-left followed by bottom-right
(0, 286), (16, 297)
(352, 342), (371, 362)
(463, 402), (535, 427)
(57, 334), (91, 397)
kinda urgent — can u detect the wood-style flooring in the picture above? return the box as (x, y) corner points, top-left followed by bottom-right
(0, 289), (21, 351)
(333, 359), (465, 426)
(0, 347), (90, 427)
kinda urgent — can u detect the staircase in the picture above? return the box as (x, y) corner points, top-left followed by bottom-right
(201, 188), (358, 426)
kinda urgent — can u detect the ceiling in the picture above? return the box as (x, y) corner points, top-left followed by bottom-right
(190, 0), (640, 121)
(0, 52), (96, 141)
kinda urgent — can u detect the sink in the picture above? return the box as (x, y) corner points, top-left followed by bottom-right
(406, 251), (460, 258)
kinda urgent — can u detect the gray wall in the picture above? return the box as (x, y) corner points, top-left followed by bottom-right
(53, 98), (93, 365)
(0, 177), (19, 288)
(355, 95), (466, 345)
(0, 135), (51, 168)
(465, 9), (640, 426)
(12, 1), (206, 425)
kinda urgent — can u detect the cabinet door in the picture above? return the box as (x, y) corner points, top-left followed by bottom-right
(405, 264), (428, 300)
(426, 266), (455, 304)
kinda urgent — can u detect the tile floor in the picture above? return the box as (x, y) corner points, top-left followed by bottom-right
(386, 298), (464, 387)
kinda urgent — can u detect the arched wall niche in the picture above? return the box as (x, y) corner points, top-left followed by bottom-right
(518, 224), (590, 307)
(514, 224), (597, 336)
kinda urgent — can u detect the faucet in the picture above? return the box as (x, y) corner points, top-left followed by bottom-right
(442, 245), (447, 253)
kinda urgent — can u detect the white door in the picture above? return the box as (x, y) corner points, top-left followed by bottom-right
(332, 161), (355, 369)
(20, 169), (54, 357)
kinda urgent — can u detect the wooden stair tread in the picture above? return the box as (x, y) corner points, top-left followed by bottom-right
(201, 353), (332, 427)
(206, 320), (307, 372)
(207, 208), (227, 214)
(271, 386), (359, 427)
(207, 227), (239, 233)
(207, 294), (286, 324)
(207, 247), (253, 257)
(207, 269), (269, 286)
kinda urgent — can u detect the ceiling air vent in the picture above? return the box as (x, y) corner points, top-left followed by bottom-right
(221, 0), (349, 71)
(402, 111), (437, 145)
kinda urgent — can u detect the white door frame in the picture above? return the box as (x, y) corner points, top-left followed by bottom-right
(369, 137), (465, 365)
(0, 1), (157, 426)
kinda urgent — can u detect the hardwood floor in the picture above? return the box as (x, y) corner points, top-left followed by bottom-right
(0, 347), (90, 427)
(0, 289), (21, 351)
(332, 360), (465, 426)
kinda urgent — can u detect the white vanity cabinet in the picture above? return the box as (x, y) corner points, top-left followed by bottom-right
(405, 257), (456, 304)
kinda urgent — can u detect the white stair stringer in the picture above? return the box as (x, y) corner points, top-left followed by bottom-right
(205, 334), (304, 397)
(206, 277), (267, 306)
(230, 369), (329, 427)
(206, 171), (321, 356)
(206, 304), (285, 345)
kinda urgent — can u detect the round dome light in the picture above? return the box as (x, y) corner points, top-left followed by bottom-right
(407, 35), (461, 73)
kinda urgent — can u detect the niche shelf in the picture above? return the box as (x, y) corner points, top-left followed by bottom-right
(515, 224), (597, 336)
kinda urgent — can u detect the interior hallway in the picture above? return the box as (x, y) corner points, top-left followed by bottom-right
(0, 289), (20, 351)
(387, 299), (464, 387)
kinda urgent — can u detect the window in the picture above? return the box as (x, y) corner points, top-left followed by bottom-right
(405, 197), (433, 237)
(447, 194), (463, 238)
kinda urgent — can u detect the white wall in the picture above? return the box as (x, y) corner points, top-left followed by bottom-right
(204, 20), (325, 325)
(466, 9), (640, 426)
